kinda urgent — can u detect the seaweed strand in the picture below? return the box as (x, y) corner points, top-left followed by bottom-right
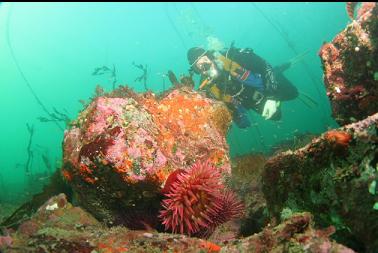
(6, 4), (63, 131)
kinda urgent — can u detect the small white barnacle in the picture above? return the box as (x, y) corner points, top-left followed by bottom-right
(46, 203), (59, 211)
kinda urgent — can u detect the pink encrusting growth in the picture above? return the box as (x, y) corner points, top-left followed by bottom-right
(159, 160), (244, 237)
(63, 88), (232, 184)
(64, 96), (169, 183)
(318, 2), (378, 125)
(85, 97), (130, 138)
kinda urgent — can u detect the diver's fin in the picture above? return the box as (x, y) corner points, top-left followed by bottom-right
(274, 50), (310, 73)
(289, 50), (310, 66)
(297, 91), (318, 109)
(273, 62), (291, 73)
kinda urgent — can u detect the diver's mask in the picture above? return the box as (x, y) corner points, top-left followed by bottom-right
(196, 56), (219, 79)
(206, 65), (218, 79)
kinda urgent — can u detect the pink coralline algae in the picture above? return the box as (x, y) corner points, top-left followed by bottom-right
(319, 2), (378, 125)
(0, 235), (12, 249)
(61, 86), (232, 227)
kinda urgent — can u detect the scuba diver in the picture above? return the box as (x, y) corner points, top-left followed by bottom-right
(187, 45), (300, 128)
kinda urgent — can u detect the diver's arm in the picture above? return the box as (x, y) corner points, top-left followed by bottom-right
(237, 50), (283, 120)
(263, 62), (279, 96)
(236, 50), (279, 96)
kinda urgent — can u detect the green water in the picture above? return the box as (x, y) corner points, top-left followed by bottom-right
(0, 2), (348, 203)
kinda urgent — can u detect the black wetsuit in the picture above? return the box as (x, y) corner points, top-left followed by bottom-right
(206, 47), (298, 126)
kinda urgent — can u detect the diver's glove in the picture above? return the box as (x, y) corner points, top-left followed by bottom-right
(262, 99), (280, 120)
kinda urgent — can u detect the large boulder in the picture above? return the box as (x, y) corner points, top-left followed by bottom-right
(61, 86), (232, 228)
(319, 2), (378, 125)
(262, 113), (378, 252)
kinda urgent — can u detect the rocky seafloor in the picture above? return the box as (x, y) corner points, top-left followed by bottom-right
(1, 2), (377, 253)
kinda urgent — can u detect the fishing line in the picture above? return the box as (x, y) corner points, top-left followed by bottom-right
(187, 2), (212, 40)
(230, 129), (244, 156)
(189, 2), (206, 27)
(246, 110), (267, 152)
(164, 3), (187, 50)
(5, 3), (63, 131)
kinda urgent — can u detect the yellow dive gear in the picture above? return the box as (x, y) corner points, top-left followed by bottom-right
(217, 54), (243, 77)
(208, 84), (233, 103)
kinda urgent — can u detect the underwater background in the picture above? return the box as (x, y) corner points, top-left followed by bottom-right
(0, 2), (348, 205)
